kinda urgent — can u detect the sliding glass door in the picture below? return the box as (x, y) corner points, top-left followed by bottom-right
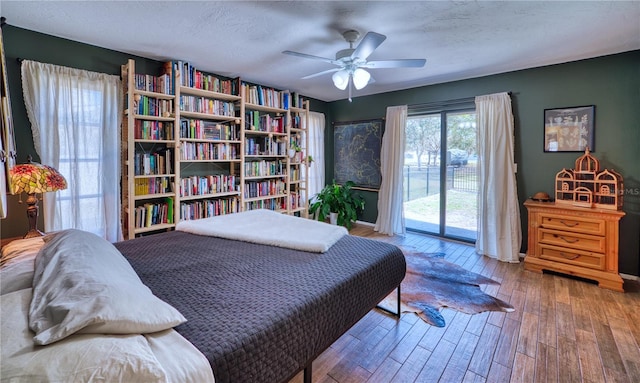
(404, 109), (478, 242)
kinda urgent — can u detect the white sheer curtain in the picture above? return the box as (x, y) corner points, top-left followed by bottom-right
(374, 105), (407, 236)
(475, 92), (521, 263)
(21, 60), (122, 242)
(307, 111), (325, 199)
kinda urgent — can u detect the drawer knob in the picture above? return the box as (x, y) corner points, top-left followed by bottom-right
(559, 252), (580, 260)
(559, 220), (579, 228)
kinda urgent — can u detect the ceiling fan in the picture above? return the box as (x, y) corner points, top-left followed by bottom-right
(283, 30), (426, 101)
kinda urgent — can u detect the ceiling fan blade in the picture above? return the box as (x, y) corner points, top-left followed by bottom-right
(282, 50), (339, 65)
(351, 31), (386, 60)
(362, 59), (427, 69)
(301, 67), (341, 79)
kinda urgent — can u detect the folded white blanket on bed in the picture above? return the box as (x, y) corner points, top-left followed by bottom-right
(176, 209), (348, 253)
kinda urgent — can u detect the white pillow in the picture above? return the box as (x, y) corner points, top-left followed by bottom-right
(0, 237), (44, 294)
(29, 229), (186, 345)
(2, 288), (169, 383)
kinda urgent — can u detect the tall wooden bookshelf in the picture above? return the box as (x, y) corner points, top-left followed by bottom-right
(288, 99), (310, 217)
(121, 59), (178, 239)
(175, 68), (242, 222)
(241, 82), (288, 213)
(121, 60), (310, 238)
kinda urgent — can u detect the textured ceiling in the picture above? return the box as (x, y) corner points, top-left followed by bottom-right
(2, 1), (639, 102)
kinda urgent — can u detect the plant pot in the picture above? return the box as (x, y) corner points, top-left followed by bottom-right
(288, 149), (296, 158)
(329, 212), (338, 225)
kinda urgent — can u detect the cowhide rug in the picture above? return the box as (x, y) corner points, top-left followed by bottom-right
(380, 249), (514, 327)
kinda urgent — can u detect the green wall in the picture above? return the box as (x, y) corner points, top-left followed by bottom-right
(1, 25), (638, 277)
(328, 50), (640, 276)
(0, 25), (328, 239)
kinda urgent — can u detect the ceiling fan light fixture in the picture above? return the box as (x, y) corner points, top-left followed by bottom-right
(352, 68), (370, 90)
(332, 70), (349, 90)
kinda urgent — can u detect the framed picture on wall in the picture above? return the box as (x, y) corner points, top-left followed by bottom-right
(544, 105), (595, 152)
(333, 119), (382, 190)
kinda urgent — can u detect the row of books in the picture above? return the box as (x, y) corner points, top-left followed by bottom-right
(134, 120), (174, 140)
(179, 119), (239, 141)
(133, 95), (174, 117)
(134, 199), (174, 228)
(164, 60), (239, 95)
(134, 149), (173, 176)
(179, 174), (238, 197)
(179, 95), (235, 117)
(244, 159), (285, 177)
(134, 176), (173, 196)
(180, 142), (239, 161)
(245, 137), (287, 156)
(244, 198), (286, 212)
(290, 92), (304, 109)
(180, 198), (239, 221)
(244, 179), (286, 199)
(291, 115), (303, 130)
(244, 111), (286, 133)
(288, 192), (303, 210)
(132, 60), (302, 105)
(289, 167), (300, 181)
(134, 73), (172, 95)
(242, 82), (293, 109)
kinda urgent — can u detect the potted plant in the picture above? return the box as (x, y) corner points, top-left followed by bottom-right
(309, 180), (365, 230)
(288, 141), (301, 159)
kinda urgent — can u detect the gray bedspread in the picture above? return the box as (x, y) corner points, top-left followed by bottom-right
(115, 230), (406, 383)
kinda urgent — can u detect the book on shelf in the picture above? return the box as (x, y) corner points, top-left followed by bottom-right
(134, 147), (173, 176)
(180, 174), (238, 196)
(134, 72), (172, 95)
(292, 92), (303, 108)
(241, 82), (289, 108)
(244, 136), (287, 156)
(162, 61), (178, 94)
(243, 111), (285, 133)
(135, 176), (172, 196)
(179, 95), (235, 116)
(244, 179), (286, 198)
(245, 198), (286, 212)
(164, 60), (239, 95)
(135, 198), (173, 228)
(180, 197), (238, 221)
(134, 95), (174, 117)
(180, 119), (238, 141)
(180, 141), (238, 161)
(166, 198), (174, 224)
(244, 159), (285, 177)
(135, 120), (174, 140)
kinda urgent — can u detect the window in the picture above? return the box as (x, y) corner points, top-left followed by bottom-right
(21, 61), (122, 241)
(405, 101), (477, 241)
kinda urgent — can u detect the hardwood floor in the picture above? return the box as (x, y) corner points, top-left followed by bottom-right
(290, 224), (640, 383)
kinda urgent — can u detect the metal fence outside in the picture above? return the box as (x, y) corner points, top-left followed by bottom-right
(404, 164), (477, 201)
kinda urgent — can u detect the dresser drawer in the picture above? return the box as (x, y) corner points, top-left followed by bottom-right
(538, 228), (605, 253)
(539, 213), (605, 236)
(538, 244), (605, 270)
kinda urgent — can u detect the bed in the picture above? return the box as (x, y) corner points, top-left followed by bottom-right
(1, 211), (406, 383)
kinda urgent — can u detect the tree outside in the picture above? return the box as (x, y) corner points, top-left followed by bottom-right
(404, 111), (478, 240)
(406, 116), (440, 168)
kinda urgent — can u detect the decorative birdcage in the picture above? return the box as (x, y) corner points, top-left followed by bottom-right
(555, 169), (575, 204)
(554, 148), (623, 210)
(594, 169), (623, 210)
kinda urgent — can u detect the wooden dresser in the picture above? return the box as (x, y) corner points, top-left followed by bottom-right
(524, 199), (625, 292)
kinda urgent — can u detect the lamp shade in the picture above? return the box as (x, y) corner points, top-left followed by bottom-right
(10, 160), (67, 195)
(352, 68), (371, 90)
(332, 70), (350, 90)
